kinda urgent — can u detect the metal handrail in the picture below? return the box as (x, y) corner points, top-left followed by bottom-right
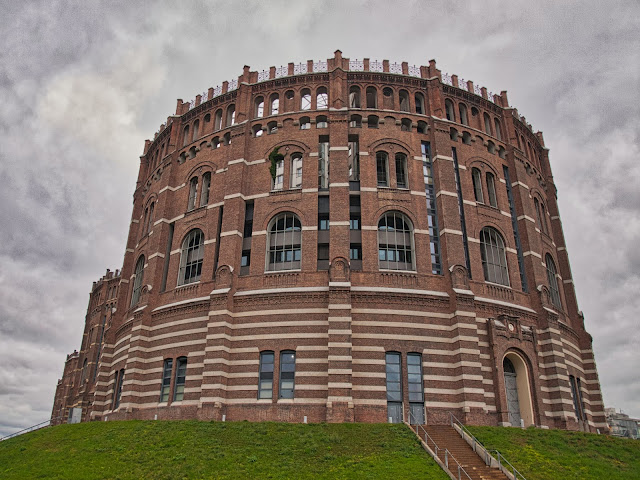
(408, 411), (473, 480)
(0, 416), (64, 442)
(448, 412), (527, 480)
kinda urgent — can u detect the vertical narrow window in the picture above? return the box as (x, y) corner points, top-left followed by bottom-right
(182, 125), (190, 147)
(159, 358), (173, 402)
(267, 213), (302, 271)
(192, 120), (199, 141)
(540, 203), (548, 234)
(243, 201), (254, 238)
(407, 354), (425, 425)
(290, 154), (303, 188)
(385, 352), (402, 423)
(146, 202), (155, 234)
(399, 89), (410, 112)
(187, 177), (198, 211)
(480, 227), (510, 286)
(472, 168), (484, 203)
(316, 87), (328, 109)
(569, 375), (584, 421)
(318, 138), (329, 189)
(483, 113), (492, 135)
(270, 93), (279, 115)
(273, 158), (284, 190)
(445, 99), (455, 121)
(279, 351), (296, 399)
(226, 104), (235, 126)
(258, 351), (274, 399)
(200, 172), (211, 206)
(503, 166), (528, 292)
(422, 142), (442, 274)
(214, 109), (222, 130)
(576, 378), (586, 421)
(349, 86), (361, 108)
(178, 229), (204, 285)
(395, 153), (408, 188)
(378, 211), (415, 271)
(546, 254), (562, 309)
(348, 136), (359, 181)
(142, 207), (149, 236)
(376, 151), (389, 187)
(486, 172), (498, 208)
(494, 118), (502, 141)
(255, 96), (264, 118)
(415, 93), (425, 115)
(130, 255), (145, 307)
(534, 198), (543, 232)
(459, 103), (468, 125)
(173, 357), (187, 401)
(453, 148), (472, 277)
(80, 358), (88, 383)
(301, 89), (311, 110)
(366, 86), (377, 108)
(113, 369), (124, 409)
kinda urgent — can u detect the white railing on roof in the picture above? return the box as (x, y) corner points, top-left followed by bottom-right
(275, 66), (288, 78)
(408, 65), (421, 77)
(458, 78), (466, 91)
(349, 59), (364, 71)
(474, 84), (482, 96)
(201, 90), (208, 103)
(313, 60), (327, 72)
(257, 70), (269, 82)
(294, 63), (307, 75)
(442, 73), (453, 86)
(228, 79), (238, 91)
(370, 60), (383, 72)
(390, 62), (402, 74)
(213, 86), (222, 98)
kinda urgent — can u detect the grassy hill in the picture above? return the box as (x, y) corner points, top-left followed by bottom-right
(467, 425), (640, 480)
(0, 421), (448, 480)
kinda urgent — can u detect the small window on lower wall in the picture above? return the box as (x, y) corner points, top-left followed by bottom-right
(279, 351), (296, 399)
(173, 357), (187, 401)
(407, 353), (425, 425)
(385, 352), (402, 423)
(258, 351), (274, 399)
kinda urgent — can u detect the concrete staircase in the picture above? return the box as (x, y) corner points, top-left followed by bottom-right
(419, 425), (509, 480)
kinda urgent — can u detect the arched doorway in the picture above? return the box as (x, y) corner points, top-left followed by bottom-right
(503, 353), (535, 427)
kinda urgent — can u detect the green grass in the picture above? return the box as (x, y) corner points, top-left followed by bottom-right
(0, 421), (449, 480)
(467, 426), (640, 480)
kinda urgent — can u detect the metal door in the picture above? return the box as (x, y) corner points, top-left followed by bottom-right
(409, 403), (425, 425)
(504, 372), (521, 426)
(387, 402), (403, 423)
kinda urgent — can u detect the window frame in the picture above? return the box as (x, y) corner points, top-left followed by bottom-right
(266, 212), (302, 271)
(130, 255), (145, 308)
(378, 211), (415, 271)
(278, 350), (296, 399)
(479, 227), (510, 286)
(258, 351), (275, 399)
(173, 357), (187, 402)
(177, 229), (205, 286)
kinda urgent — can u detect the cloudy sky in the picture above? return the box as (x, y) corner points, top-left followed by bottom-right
(1, 0), (638, 436)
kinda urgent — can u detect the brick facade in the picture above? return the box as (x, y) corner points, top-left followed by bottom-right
(52, 51), (606, 431)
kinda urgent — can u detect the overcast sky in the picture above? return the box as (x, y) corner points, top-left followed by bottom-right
(1, 0), (638, 437)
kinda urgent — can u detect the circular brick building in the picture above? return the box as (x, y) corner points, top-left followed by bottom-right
(52, 51), (606, 431)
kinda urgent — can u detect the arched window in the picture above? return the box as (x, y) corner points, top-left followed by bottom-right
(200, 172), (211, 206)
(472, 168), (484, 203)
(226, 104), (235, 126)
(211, 136), (220, 149)
(546, 254), (562, 309)
(192, 120), (199, 141)
(173, 357), (187, 401)
(130, 255), (145, 307)
(368, 115), (379, 129)
(399, 90), (410, 112)
(214, 109), (222, 130)
(272, 156), (284, 190)
(252, 124), (264, 137)
(486, 172), (497, 208)
(182, 125), (190, 147)
(267, 212), (301, 271)
(301, 89), (311, 110)
(160, 358), (172, 402)
(267, 121), (278, 134)
(270, 93), (279, 115)
(299, 116), (310, 130)
(349, 114), (362, 128)
(462, 131), (472, 145)
(401, 118), (412, 132)
(316, 87), (328, 109)
(494, 118), (502, 141)
(445, 99), (455, 121)
(415, 93), (425, 115)
(349, 86), (361, 108)
(178, 229), (204, 285)
(255, 96), (264, 118)
(378, 211), (415, 271)
(382, 87), (394, 109)
(290, 153), (303, 188)
(417, 121), (428, 134)
(376, 151), (389, 187)
(284, 89), (295, 111)
(395, 153), (408, 188)
(480, 227), (509, 286)
(223, 132), (231, 146)
(366, 86), (377, 108)
(534, 198), (543, 232)
(145, 201), (155, 234)
(187, 177), (198, 211)
(483, 113), (492, 135)
(459, 103), (469, 125)
(316, 115), (328, 128)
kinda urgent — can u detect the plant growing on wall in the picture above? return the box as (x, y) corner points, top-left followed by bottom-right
(269, 147), (284, 180)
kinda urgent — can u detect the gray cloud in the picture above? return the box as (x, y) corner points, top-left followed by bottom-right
(1, 0), (639, 436)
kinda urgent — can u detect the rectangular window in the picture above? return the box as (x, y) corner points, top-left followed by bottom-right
(258, 352), (274, 399)
(290, 155), (303, 188)
(173, 357), (187, 402)
(385, 352), (402, 423)
(113, 368), (125, 409)
(349, 244), (362, 260)
(376, 152), (388, 187)
(318, 138), (329, 189)
(160, 359), (173, 402)
(279, 351), (296, 399)
(421, 142), (442, 275)
(317, 243), (330, 261)
(241, 250), (251, 267)
(350, 215), (360, 230)
(504, 166), (528, 292)
(407, 354), (425, 424)
(273, 159), (284, 190)
(243, 202), (254, 238)
(318, 213), (330, 230)
(348, 136), (360, 181)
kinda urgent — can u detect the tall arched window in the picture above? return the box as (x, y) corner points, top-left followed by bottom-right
(459, 103), (469, 125)
(267, 212), (302, 271)
(192, 120), (199, 141)
(494, 118), (502, 141)
(366, 86), (377, 108)
(483, 113), (492, 135)
(182, 125), (190, 147)
(145, 201), (155, 235)
(399, 90), (410, 112)
(270, 93), (279, 115)
(415, 93), (425, 115)
(226, 104), (235, 126)
(445, 99), (455, 121)
(316, 87), (328, 109)
(187, 177), (198, 211)
(349, 86), (361, 108)
(173, 357), (187, 401)
(376, 151), (389, 187)
(486, 172), (497, 208)
(214, 109), (223, 130)
(178, 229), (204, 285)
(472, 168), (484, 203)
(130, 255), (145, 307)
(378, 211), (415, 271)
(200, 172), (211, 206)
(290, 153), (303, 188)
(301, 89), (311, 110)
(395, 153), (408, 189)
(255, 96), (264, 118)
(272, 156), (284, 190)
(546, 254), (562, 308)
(480, 227), (509, 286)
